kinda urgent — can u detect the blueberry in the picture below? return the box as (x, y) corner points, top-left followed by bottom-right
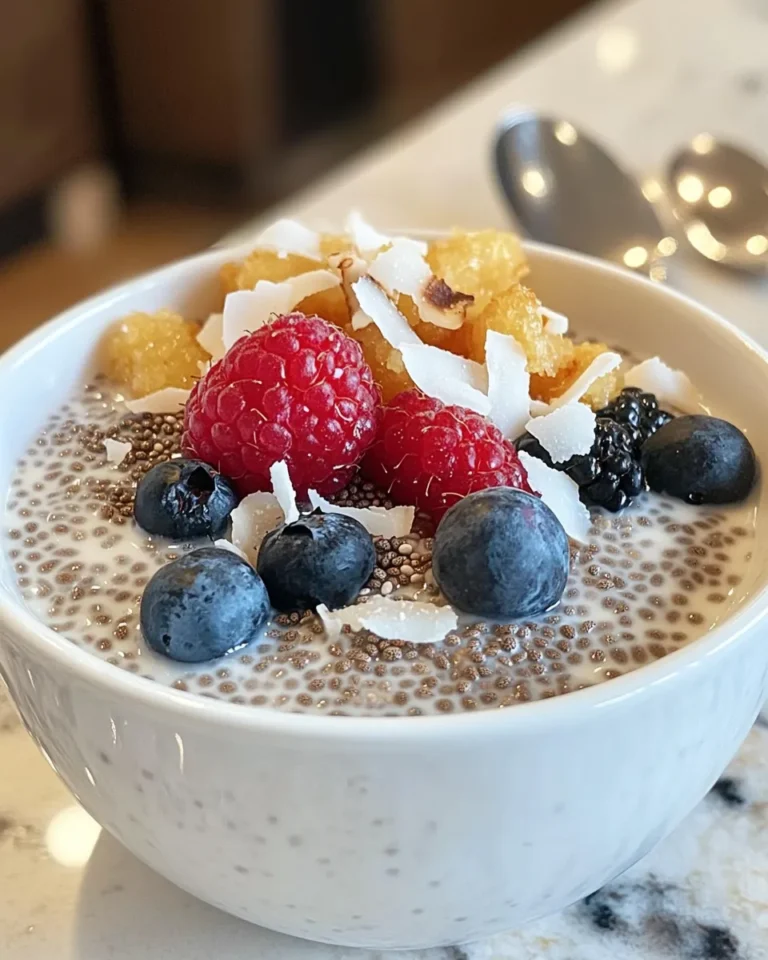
(432, 487), (570, 620)
(641, 415), (757, 504)
(257, 513), (375, 612)
(134, 459), (238, 539)
(140, 548), (270, 662)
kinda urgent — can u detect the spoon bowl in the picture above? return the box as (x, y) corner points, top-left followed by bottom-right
(667, 136), (768, 275)
(494, 108), (670, 277)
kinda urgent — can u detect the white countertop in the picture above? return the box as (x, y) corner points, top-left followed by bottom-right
(5, 0), (768, 956)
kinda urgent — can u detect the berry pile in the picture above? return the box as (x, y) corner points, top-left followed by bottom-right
(517, 388), (676, 513)
(517, 418), (645, 512)
(596, 387), (674, 452)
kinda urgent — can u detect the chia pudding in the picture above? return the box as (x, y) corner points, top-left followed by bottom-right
(3, 219), (759, 717)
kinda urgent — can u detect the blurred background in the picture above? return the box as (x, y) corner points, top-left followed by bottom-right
(0, 0), (592, 350)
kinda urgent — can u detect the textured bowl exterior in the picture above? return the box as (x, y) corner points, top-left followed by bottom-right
(0, 243), (767, 949)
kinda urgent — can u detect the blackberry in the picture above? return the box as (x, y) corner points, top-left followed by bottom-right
(596, 387), (674, 453)
(516, 418), (645, 512)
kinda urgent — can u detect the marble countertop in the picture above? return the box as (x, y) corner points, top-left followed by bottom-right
(4, 0), (768, 956)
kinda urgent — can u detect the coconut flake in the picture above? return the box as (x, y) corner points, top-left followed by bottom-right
(308, 489), (414, 538)
(485, 330), (530, 439)
(529, 399), (550, 418)
(289, 269), (341, 304)
(368, 238), (468, 330)
(368, 238), (429, 298)
(103, 438), (132, 464)
(399, 342), (490, 415)
(360, 599), (458, 644)
(352, 276), (421, 348)
(269, 460), (299, 524)
(197, 312), (225, 363)
(222, 270), (340, 349)
(213, 539), (250, 562)
(329, 251), (368, 326)
(526, 403), (596, 463)
(222, 285), (285, 348)
(345, 211), (391, 259)
(539, 305), (569, 335)
(254, 218), (322, 260)
(316, 603), (360, 636)
(519, 451), (591, 544)
(230, 492), (285, 564)
(318, 598), (458, 645)
(344, 211), (428, 260)
(624, 357), (703, 412)
(548, 352), (622, 410)
(125, 387), (190, 414)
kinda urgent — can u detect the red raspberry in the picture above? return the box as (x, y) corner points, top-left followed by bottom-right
(361, 389), (533, 519)
(183, 313), (381, 497)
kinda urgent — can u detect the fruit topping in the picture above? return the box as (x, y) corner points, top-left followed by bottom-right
(517, 418), (645, 512)
(466, 284), (567, 375)
(141, 547), (270, 662)
(183, 313), (381, 497)
(432, 487), (569, 619)
(596, 386), (674, 453)
(257, 513), (376, 612)
(641, 415), (757, 504)
(362, 389), (533, 519)
(134, 459), (238, 539)
(425, 229), (528, 316)
(214, 221), (639, 414)
(102, 309), (210, 397)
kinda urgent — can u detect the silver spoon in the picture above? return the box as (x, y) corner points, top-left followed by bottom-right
(666, 135), (768, 275)
(494, 108), (673, 278)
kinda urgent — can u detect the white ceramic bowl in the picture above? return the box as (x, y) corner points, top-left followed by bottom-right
(1, 243), (767, 950)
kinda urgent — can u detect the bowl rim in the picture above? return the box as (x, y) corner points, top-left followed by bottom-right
(1, 238), (767, 742)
